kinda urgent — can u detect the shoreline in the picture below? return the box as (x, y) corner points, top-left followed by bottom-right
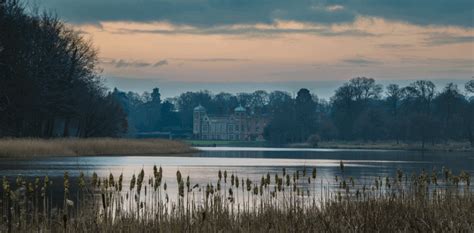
(289, 141), (473, 152)
(187, 139), (472, 152)
(0, 138), (198, 158)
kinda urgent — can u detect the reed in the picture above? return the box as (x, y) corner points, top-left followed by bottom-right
(0, 138), (197, 158)
(0, 166), (472, 232)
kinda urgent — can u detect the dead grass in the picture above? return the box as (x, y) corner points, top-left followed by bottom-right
(0, 138), (197, 157)
(0, 166), (474, 233)
(0, 166), (472, 232)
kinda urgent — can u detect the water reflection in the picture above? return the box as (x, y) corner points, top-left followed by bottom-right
(0, 147), (472, 204)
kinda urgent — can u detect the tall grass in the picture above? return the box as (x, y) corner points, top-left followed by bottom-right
(0, 164), (472, 232)
(0, 138), (197, 158)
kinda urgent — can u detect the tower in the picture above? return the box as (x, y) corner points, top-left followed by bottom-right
(193, 105), (206, 139)
(234, 105), (246, 140)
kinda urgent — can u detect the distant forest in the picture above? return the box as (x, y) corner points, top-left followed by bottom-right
(113, 78), (474, 147)
(1, 0), (473, 147)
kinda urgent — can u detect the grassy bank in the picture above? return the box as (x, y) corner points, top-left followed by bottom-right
(0, 166), (472, 232)
(0, 138), (197, 158)
(289, 141), (473, 152)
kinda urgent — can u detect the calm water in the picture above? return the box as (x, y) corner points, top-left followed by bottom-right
(0, 147), (473, 199)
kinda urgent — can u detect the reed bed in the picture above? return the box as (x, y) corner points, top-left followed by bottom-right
(0, 138), (196, 157)
(0, 164), (472, 232)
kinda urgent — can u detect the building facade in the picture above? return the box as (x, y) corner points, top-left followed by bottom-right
(193, 105), (268, 141)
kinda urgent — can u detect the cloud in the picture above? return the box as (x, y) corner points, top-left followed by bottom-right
(100, 58), (168, 68)
(377, 43), (413, 49)
(113, 25), (376, 37)
(40, 0), (473, 29)
(337, 0), (473, 28)
(341, 57), (382, 66)
(153, 60), (168, 67)
(424, 32), (474, 46)
(172, 58), (251, 62)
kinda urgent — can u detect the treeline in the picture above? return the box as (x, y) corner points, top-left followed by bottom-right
(0, 0), (127, 137)
(114, 78), (474, 147)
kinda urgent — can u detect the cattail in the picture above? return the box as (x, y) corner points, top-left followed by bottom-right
(176, 170), (182, 184)
(109, 173), (115, 187)
(34, 176), (40, 190)
(130, 174), (136, 191)
(92, 172), (98, 187)
(277, 178), (282, 191)
(312, 168), (317, 179)
(78, 172), (86, 189)
(137, 168), (145, 194)
(186, 176), (190, 192)
(286, 174), (290, 186)
(235, 176), (240, 188)
(178, 180), (184, 197)
(218, 170), (222, 181)
(163, 182), (167, 191)
(307, 177), (311, 184)
(228, 188), (233, 196)
(266, 173), (270, 185)
(303, 166), (306, 177)
(118, 173), (123, 191)
(246, 178), (252, 192)
(63, 172), (70, 198)
(283, 168), (286, 176)
(231, 174), (235, 186)
(431, 169), (438, 185)
(224, 170), (227, 183)
(2, 176), (10, 193)
(397, 169), (403, 183)
(206, 184), (211, 199)
(340, 160), (344, 172)
(44, 175), (50, 189)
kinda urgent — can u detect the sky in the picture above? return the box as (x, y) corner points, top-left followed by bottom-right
(37, 0), (473, 98)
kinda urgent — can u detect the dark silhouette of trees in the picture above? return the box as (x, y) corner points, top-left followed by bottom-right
(106, 78), (472, 148)
(295, 88), (317, 141)
(331, 77), (383, 140)
(0, 0), (126, 138)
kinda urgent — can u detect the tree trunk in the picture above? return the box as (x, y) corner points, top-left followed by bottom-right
(63, 118), (70, 137)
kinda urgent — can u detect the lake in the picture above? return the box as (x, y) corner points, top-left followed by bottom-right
(1, 147), (473, 203)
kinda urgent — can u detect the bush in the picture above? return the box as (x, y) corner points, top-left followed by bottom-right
(307, 134), (321, 147)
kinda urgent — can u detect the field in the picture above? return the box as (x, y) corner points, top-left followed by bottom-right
(0, 138), (197, 158)
(0, 164), (472, 232)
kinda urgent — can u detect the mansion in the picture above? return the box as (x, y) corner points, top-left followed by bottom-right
(193, 105), (268, 141)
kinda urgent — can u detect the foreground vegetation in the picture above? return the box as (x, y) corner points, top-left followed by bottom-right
(0, 138), (196, 158)
(0, 164), (472, 232)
